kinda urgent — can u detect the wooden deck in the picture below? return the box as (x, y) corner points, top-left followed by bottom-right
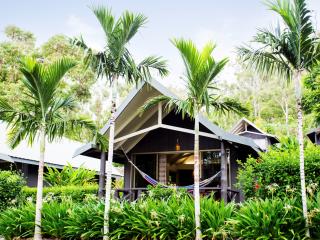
(114, 187), (240, 202)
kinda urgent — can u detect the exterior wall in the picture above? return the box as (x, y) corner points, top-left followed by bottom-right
(239, 132), (269, 151)
(130, 128), (221, 153)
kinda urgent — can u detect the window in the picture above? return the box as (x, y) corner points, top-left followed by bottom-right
(202, 150), (231, 187)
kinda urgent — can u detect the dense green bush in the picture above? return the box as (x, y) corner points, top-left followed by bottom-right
(229, 198), (305, 239)
(22, 184), (98, 202)
(0, 195), (233, 240)
(45, 163), (96, 186)
(237, 144), (320, 199)
(0, 170), (25, 210)
(2, 191), (320, 239)
(0, 202), (35, 239)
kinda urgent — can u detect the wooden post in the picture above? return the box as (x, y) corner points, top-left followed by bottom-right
(220, 141), (228, 203)
(98, 151), (106, 198)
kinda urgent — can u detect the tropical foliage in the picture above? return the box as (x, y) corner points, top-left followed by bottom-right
(0, 56), (95, 239)
(237, 142), (320, 199)
(237, 0), (320, 234)
(0, 170), (25, 210)
(2, 190), (320, 239)
(44, 164), (96, 186)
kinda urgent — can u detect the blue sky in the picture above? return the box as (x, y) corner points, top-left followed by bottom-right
(1, 0), (320, 86)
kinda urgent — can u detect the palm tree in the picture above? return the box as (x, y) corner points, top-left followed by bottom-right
(0, 57), (95, 240)
(73, 6), (168, 239)
(142, 39), (248, 240)
(237, 0), (320, 235)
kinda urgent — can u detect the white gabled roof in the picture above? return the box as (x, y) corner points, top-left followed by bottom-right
(0, 123), (123, 177)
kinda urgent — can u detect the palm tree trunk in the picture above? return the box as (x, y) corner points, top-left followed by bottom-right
(34, 126), (46, 240)
(285, 100), (289, 136)
(220, 140), (228, 203)
(193, 106), (202, 240)
(103, 76), (118, 240)
(294, 70), (310, 237)
(98, 151), (106, 198)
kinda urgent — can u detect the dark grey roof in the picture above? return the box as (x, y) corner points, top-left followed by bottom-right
(75, 79), (261, 157)
(0, 153), (14, 163)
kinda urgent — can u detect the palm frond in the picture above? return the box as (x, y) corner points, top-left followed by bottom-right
(139, 95), (171, 114)
(7, 118), (39, 148)
(46, 116), (95, 142)
(136, 56), (169, 81)
(91, 6), (115, 39)
(93, 132), (108, 152)
(237, 46), (292, 80)
(140, 95), (193, 119)
(243, 0), (319, 75)
(119, 11), (147, 43)
(210, 97), (249, 116)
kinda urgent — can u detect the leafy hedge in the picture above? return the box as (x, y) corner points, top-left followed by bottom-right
(237, 145), (320, 199)
(22, 184), (98, 202)
(2, 193), (320, 239)
(0, 170), (25, 210)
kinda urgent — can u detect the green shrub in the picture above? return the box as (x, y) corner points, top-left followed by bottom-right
(42, 199), (73, 238)
(0, 170), (25, 210)
(237, 144), (320, 199)
(0, 203), (35, 239)
(45, 163), (96, 186)
(229, 198), (305, 239)
(3, 194), (320, 239)
(64, 199), (104, 239)
(22, 184), (98, 202)
(145, 184), (189, 200)
(201, 197), (235, 239)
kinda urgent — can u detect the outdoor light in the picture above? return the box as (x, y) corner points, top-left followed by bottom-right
(175, 138), (181, 151)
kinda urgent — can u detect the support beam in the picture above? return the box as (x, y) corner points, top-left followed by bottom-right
(161, 124), (218, 139)
(220, 141), (228, 203)
(114, 125), (159, 143)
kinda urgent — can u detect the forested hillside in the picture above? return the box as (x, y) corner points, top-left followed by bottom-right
(1, 25), (319, 139)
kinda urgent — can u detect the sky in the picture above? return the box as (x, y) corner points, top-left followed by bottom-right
(1, 0), (320, 88)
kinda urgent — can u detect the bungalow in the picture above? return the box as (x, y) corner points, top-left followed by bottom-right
(0, 123), (123, 186)
(230, 117), (279, 151)
(74, 79), (262, 202)
(307, 128), (320, 145)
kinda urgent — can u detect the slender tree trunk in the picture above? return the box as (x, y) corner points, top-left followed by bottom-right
(193, 106), (202, 240)
(294, 70), (310, 237)
(98, 151), (106, 198)
(285, 100), (289, 136)
(34, 126), (46, 240)
(220, 140), (228, 203)
(103, 76), (118, 240)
